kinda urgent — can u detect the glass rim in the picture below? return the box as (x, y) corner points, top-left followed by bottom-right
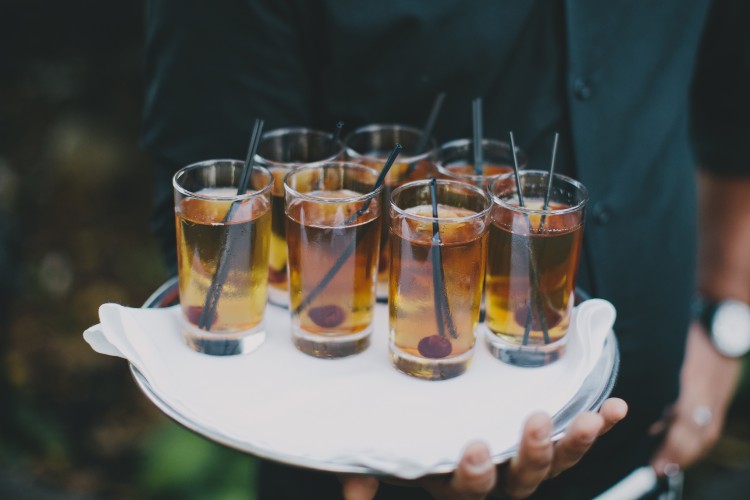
(435, 166), (512, 183)
(283, 161), (383, 205)
(172, 159), (273, 201)
(390, 178), (492, 223)
(437, 137), (520, 152)
(488, 169), (589, 216)
(434, 138), (527, 181)
(344, 123), (436, 163)
(254, 127), (344, 168)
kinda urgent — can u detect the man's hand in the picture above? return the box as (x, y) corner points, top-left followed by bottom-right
(649, 172), (750, 474)
(650, 321), (741, 474)
(341, 398), (627, 500)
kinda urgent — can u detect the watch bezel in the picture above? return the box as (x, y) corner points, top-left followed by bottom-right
(695, 297), (750, 358)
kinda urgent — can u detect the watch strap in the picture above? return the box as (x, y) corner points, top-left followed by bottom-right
(692, 296), (718, 333)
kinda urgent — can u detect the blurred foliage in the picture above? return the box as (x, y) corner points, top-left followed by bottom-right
(0, 1), (256, 498)
(140, 424), (257, 500)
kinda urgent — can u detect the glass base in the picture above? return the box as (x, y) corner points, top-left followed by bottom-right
(483, 325), (566, 367)
(182, 321), (266, 356)
(267, 285), (289, 308)
(389, 344), (473, 380)
(292, 326), (371, 359)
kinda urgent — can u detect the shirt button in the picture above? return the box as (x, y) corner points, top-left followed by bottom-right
(591, 202), (611, 224)
(573, 77), (593, 100)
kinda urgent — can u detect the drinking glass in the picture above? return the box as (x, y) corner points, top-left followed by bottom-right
(435, 138), (528, 313)
(255, 127), (344, 307)
(484, 170), (588, 366)
(434, 138), (527, 189)
(284, 162), (382, 358)
(389, 179), (491, 380)
(173, 159), (273, 355)
(345, 124), (436, 300)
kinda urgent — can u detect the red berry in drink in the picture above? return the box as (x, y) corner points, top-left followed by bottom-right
(417, 335), (452, 358)
(308, 304), (346, 328)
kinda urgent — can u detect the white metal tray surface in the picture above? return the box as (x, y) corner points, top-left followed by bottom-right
(131, 277), (619, 477)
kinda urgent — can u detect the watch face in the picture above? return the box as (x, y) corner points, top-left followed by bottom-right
(712, 300), (750, 358)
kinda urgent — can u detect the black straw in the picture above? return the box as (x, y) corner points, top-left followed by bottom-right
(237, 120), (265, 195)
(329, 120), (345, 158)
(198, 119), (265, 331)
(508, 131), (550, 345)
(472, 98), (484, 175)
(508, 131), (525, 208)
(405, 92), (446, 176)
(429, 178), (458, 339)
(333, 120), (345, 144)
(418, 92), (446, 153)
(543, 133), (559, 210)
(292, 143), (403, 315)
(538, 132), (559, 233)
(344, 144), (402, 225)
(331, 120), (344, 151)
(532, 133), (561, 342)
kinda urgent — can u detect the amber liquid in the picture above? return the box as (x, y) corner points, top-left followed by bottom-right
(485, 198), (583, 345)
(357, 155), (433, 291)
(389, 205), (486, 378)
(175, 188), (271, 334)
(268, 167), (291, 299)
(286, 190), (381, 339)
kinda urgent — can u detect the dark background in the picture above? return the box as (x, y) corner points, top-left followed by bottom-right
(0, 1), (748, 498)
(0, 1), (256, 498)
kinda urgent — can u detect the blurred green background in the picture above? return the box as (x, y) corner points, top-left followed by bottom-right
(1, 1), (749, 499)
(0, 2), (257, 498)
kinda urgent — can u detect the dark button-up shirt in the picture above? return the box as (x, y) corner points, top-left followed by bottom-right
(142, 1), (749, 497)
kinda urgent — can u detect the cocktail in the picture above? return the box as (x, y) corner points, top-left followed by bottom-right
(284, 162), (382, 358)
(173, 159), (273, 355)
(389, 179), (491, 380)
(256, 128), (344, 307)
(484, 170), (588, 366)
(345, 124), (435, 299)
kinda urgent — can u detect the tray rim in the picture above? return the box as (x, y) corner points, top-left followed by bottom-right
(131, 276), (619, 476)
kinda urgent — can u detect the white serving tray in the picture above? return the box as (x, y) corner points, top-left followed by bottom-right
(131, 277), (618, 477)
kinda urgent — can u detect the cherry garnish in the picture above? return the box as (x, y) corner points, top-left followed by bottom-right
(417, 335), (452, 359)
(185, 305), (217, 328)
(308, 304), (346, 328)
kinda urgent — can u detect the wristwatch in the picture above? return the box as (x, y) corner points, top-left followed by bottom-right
(693, 297), (750, 358)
